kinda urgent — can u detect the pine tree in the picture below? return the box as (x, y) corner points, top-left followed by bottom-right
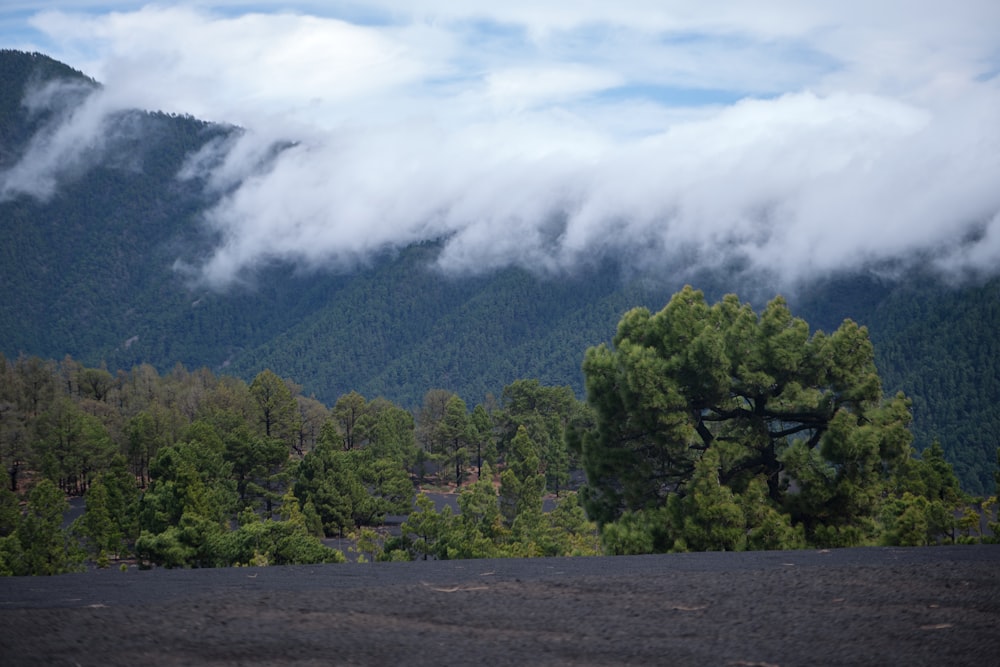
(449, 463), (506, 558)
(76, 477), (117, 565)
(499, 426), (546, 551)
(15, 480), (83, 575)
(402, 493), (453, 560)
(669, 448), (746, 552)
(578, 286), (914, 550)
(249, 370), (300, 447)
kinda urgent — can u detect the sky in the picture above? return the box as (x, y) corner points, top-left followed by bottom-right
(2, 1), (999, 288)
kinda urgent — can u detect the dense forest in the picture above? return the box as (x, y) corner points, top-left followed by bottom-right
(2, 51), (1000, 574)
(2, 291), (997, 575)
(1, 50), (998, 495)
(0, 351), (601, 573)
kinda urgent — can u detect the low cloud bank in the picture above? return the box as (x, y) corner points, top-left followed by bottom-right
(2, 3), (998, 288)
(172, 86), (1000, 288)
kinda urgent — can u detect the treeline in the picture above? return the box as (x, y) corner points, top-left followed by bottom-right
(3, 289), (1000, 576)
(4, 50), (1000, 498)
(576, 287), (1000, 554)
(0, 353), (597, 574)
(869, 276), (1000, 495)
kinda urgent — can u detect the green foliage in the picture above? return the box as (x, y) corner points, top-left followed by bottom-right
(499, 426), (546, 528)
(439, 395), (473, 487)
(0, 348), (604, 571)
(0, 354), (31, 492)
(126, 409), (171, 487)
(0, 485), (19, 536)
(134, 485), (344, 568)
(401, 493), (453, 560)
(880, 441), (967, 546)
(445, 464), (507, 559)
(213, 507), (345, 567)
(225, 253), (655, 411)
(293, 438), (414, 537)
(995, 449), (1000, 495)
(469, 403), (497, 471)
(0, 74), (995, 564)
(599, 458), (805, 555)
(880, 493), (934, 546)
(358, 455), (415, 518)
(362, 398), (419, 467)
(498, 379), (583, 495)
(332, 391), (367, 450)
(869, 277), (1000, 494)
(74, 478), (117, 563)
(600, 507), (669, 556)
(668, 448), (747, 552)
(294, 440), (367, 537)
(0, 50), (994, 500)
(982, 496), (999, 544)
(740, 476), (806, 551)
(349, 526), (386, 563)
(5, 479), (84, 575)
(579, 287), (915, 551)
(401, 465), (599, 561)
(249, 370), (300, 446)
(540, 492), (601, 556)
(136, 511), (225, 568)
(0, 51), (996, 497)
(33, 397), (116, 493)
(0, 535), (24, 576)
(138, 422), (236, 536)
(223, 425), (290, 517)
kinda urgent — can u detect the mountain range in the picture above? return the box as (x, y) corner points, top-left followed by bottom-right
(1, 50), (997, 493)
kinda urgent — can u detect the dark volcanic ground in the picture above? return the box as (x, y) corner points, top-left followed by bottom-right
(2, 545), (999, 666)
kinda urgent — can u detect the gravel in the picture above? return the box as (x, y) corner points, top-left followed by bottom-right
(2, 545), (998, 666)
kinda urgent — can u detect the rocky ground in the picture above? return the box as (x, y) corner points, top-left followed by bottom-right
(2, 545), (998, 666)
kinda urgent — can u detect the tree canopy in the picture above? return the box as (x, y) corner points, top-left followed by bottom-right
(577, 286), (915, 549)
(0, 297), (995, 573)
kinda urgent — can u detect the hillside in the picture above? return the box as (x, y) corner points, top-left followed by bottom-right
(0, 50), (997, 493)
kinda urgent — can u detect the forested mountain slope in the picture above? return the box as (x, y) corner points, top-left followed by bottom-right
(869, 277), (1000, 492)
(0, 50), (997, 493)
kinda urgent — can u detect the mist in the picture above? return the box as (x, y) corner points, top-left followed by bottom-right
(2, 2), (999, 288)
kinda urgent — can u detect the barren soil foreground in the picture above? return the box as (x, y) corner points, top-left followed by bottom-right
(2, 545), (999, 666)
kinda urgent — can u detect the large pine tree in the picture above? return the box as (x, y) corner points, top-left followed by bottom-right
(577, 286), (914, 548)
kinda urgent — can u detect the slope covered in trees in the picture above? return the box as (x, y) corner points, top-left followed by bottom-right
(868, 276), (1000, 495)
(2, 310), (995, 575)
(0, 353), (605, 573)
(575, 287), (945, 551)
(1, 50), (998, 492)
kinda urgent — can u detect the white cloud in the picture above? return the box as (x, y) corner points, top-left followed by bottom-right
(1, 1), (999, 287)
(26, 6), (440, 127)
(0, 78), (115, 201)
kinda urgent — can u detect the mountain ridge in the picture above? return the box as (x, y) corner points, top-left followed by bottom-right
(1, 50), (997, 493)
